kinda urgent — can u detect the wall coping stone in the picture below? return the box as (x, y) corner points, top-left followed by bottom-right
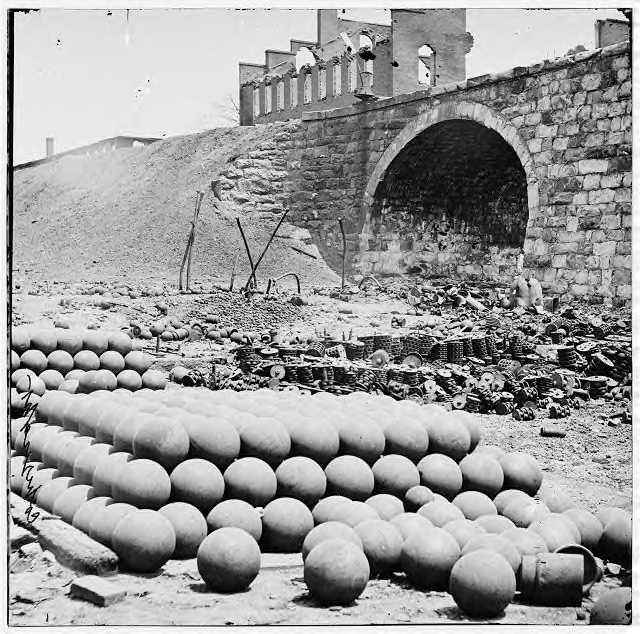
(301, 40), (630, 122)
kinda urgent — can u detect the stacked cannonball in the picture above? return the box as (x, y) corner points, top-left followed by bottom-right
(9, 387), (631, 613)
(10, 326), (164, 403)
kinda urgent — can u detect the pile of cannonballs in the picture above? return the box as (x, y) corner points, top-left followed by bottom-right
(9, 387), (631, 619)
(10, 327), (166, 404)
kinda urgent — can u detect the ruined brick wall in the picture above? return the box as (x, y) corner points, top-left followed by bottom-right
(284, 41), (631, 304)
(391, 9), (473, 94)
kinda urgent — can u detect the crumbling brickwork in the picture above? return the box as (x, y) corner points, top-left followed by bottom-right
(240, 9), (472, 126)
(282, 41), (631, 305)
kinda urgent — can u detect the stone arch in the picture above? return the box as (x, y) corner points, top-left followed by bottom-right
(363, 101), (539, 219)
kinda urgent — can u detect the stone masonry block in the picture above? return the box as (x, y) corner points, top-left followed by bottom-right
(593, 241), (617, 256)
(582, 174), (601, 190)
(578, 159), (609, 174)
(70, 576), (127, 607)
(588, 189), (615, 204)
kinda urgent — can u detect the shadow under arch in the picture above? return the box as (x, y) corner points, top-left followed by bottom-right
(358, 100), (541, 278)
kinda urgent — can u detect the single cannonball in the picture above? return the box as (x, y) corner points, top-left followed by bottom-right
(365, 494), (404, 521)
(383, 417), (429, 463)
(450, 411), (482, 453)
(47, 350), (75, 375)
(476, 514), (516, 534)
(337, 417), (386, 465)
(502, 499), (551, 528)
(401, 526), (461, 590)
(462, 534), (522, 574)
(170, 459), (225, 514)
(402, 486), (434, 515)
(286, 417), (339, 467)
(275, 457), (327, 508)
(354, 519), (403, 577)
(325, 455), (374, 502)
(424, 412), (471, 462)
(238, 417), (291, 469)
(20, 349), (48, 374)
(390, 512), (433, 541)
(12, 327), (31, 354)
(82, 331), (109, 356)
(443, 518), (487, 550)
(99, 351), (125, 374)
(493, 489), (532, 515)
(159, 502), (208, 559)
(185, 415), (240, 472)
(598, 513), (632, 566)
(124, 351), (153, 374)
(197, 527), (261, 592)
(73, 350), (101, 372)
(223, 455), (277, 506)
(108, 331), (134, 356)
(206, 499), (263, 542)
(112, 459), (172, 509)
(92, 451), (135, 497)
(304, 538), (370, 605)
(589, 587), (632, 625)
(501, 527), (549, 558)
(88, 502), (137, 546)
(417, 454), (462, 501)
(529, 513), (582, 551)
(372, 454), (420, 498)
(311, 496), (352, 525)
(562, 508), (604, 552)
(72, 496), (113, 534)
(52, 484), (96, 523)
(262, 497), (315, 552)
(132, 415), (190, 471)
(116, 370), (143, 391)
(453, 491), (498, 521)
(30, 330), (58, 355)
(450, 550), (516, 617)
(459, 453), (504, 498)
(418, 499), (465, 528)
(40, 369), (65, 391)
(56, 330), (83, 355)
(499, 452), (543, 497)
(112, 509), (176, 572)
(141, 370), (167, 390)
(302, 522), (363, 561)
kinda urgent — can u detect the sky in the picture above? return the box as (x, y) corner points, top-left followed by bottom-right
(12, 6), (626, 164)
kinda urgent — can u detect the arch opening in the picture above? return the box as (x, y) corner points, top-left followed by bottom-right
(418, 44), (435, 86)
(295, 47), (316, 72)
(363, 119), (529, 280)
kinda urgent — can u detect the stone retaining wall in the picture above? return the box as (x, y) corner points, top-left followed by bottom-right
(282, 40), (631, 305)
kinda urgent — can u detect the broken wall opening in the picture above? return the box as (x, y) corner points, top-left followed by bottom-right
(363, 119), (529, 280)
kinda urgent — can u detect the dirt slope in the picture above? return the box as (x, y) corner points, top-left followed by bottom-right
(12, 124), (339, 289)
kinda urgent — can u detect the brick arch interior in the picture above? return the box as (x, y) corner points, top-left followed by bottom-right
(358, 105), (538, 281)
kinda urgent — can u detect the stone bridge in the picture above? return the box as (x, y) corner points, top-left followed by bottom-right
(280, 40), (631, 304)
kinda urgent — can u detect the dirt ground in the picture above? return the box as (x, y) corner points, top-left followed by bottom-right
(8, 278), (632, 626)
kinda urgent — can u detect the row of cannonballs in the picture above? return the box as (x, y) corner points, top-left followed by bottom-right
(10, 387), (631, 617)
(10, 327), (166, 397)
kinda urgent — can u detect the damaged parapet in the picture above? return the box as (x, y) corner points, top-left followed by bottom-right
(239, 8), (474, 126)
